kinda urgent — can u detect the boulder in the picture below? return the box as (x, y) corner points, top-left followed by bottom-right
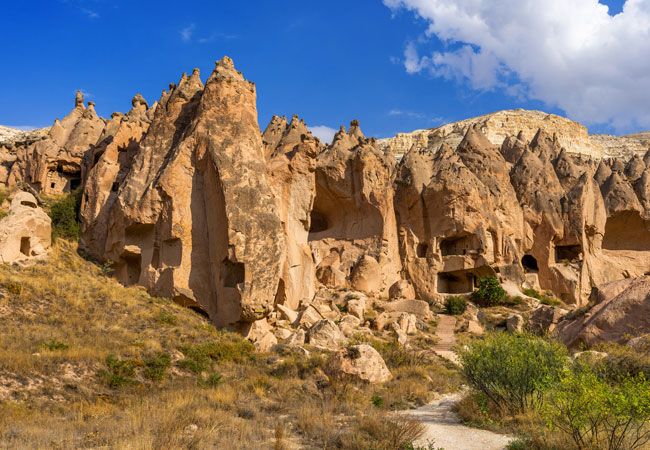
(253, 332), (277, 352)
(0, 192), (51, 263)
(557, 277), (650, 348)
(273, 328), (293, 340)
(395, 313), (418, 335)
(295, 305), (323, 328)
(466, 320), (484, 335)
(346, 298), (366, 320)
(285, 329), (306, 346)
(276, 304), (298, 323)
(329, 345), (392, 383)
(373, 311), (403, 331)
(308, 319), (347, 349)
(382, 298), (432, 320)
(389, 280), (416, 300)
(529, 305), (568, 334)
(506, 314), (524, 333)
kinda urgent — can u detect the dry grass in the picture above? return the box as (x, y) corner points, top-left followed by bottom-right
(0, 240), (461, 448)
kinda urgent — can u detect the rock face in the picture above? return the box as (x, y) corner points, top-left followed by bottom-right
(84, 59), (285, 329)
(557, 277), (650, 348)
(0, 192), (51, 263)
(6, 55), (650, 332)
(379, 109), (649, 159)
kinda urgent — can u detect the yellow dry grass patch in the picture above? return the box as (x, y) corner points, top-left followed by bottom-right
(0, 240), (461, 449)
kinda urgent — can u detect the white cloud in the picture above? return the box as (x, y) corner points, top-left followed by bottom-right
(384, 0), (650, 131)
(180, 24), (196, 43)
(308, 125), (337, 144)
(389, 109), (426, 118)
(81, 8), (99, 19)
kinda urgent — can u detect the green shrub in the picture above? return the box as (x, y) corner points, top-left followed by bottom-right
(542, 364), (650, 450)
(523, 288), (561, 306)
(48, 188), (83, 241)
(98, 355), (138, 388)
(156, 310), (177, 325)
(459, 333), (566, 413)
(199, 372), (224, 388)
(445, 296), (468, 315)
(372, 395), (384, 408)
(179, 337), (255, 373)
(472, 276), (506, 306)
(143, 352), (171, 381)
(2, 281), (24, 295)
(40, 338), (69, 351)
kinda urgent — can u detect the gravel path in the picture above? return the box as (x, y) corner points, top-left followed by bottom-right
(409, 393), (513, 450)
(407, 314), (513, 449)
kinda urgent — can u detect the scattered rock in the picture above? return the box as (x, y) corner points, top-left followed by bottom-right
(0, 193), (51, 263)
(506, 314), (524, 333)
(382, 299), (432, 320)
(389, 280), (416, 300)
(308, 320), (347, 349)
(329, 345), (392, 383)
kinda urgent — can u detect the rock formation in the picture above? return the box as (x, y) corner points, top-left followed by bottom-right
(3, 55), (650, 336)
(0, 192), (51, 263)
(379, 109), (650, 159)
(557, 276), (650, 348)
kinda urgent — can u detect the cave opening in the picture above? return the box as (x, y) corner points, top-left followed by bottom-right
(416, 242), (428, 258)
(522, 254), (539, 273)
(309, 210), (329, 234)
(20, 237), (30, 256)
(555, 245), (582, 263)
(437, 270), (476, 294)
(440, 235), (474, 256)
(221, 259), (245, 288)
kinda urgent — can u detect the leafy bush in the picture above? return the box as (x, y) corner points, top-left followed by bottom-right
(179, 337), (255, 373)
(372, 395), (384, 408)
(156, 310), (178, 325)
(199, 372), (224, 388)
(542, 364), (650, 450)
(98, 355), (138, 388)
(459, 333), (566, 413)
(445, 296), (468, 315)
(40, 338), (69, 351)
(472, 276), (506, 306)
(48, 188), (83, 241)
(143, 352), (171, 381)
(2, 281), (24, 295)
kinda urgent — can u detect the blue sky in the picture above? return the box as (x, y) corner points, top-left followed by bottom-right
(0, 0), (644, 141)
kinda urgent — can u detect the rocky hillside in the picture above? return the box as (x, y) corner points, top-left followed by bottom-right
(2, 56), (650, 350)
(378, 109), (650, 159)
(0, 125), (49, 148)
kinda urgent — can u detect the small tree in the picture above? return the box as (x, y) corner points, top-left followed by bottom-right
(472, 276), (505, 306)
(459, 333), (566, 413)
(542, 364), (650, 450)
(444, 296), (468, 315)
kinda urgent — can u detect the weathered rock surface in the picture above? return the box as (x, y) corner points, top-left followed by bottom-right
(6, 56), (650, 336)
(329, 345), (392, 383)
(379, 109), (649, 159)
(0, 192), (51, 263)
(557, 277), (650, 348)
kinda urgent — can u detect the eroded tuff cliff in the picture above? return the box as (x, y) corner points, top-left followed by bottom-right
(4, 56), (650, 330)
(379, 109), (650, 159)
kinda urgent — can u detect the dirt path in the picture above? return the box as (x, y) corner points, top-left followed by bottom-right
(407, 314), (513, 449)
(409, 392), (513, 450)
